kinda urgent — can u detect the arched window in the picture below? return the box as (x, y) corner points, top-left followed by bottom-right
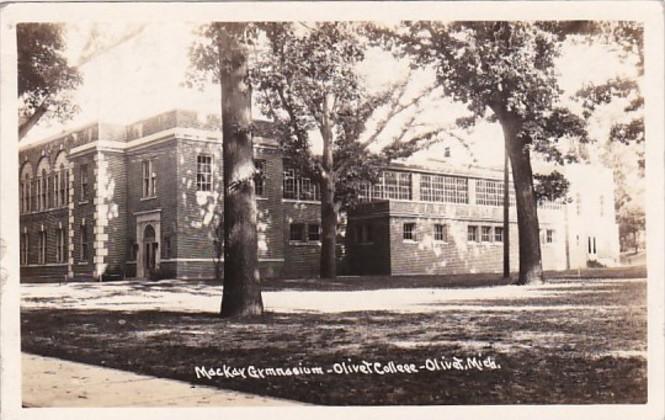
(19, 162), (33, 214)
(54, 152), (69, 207)
(36, 157), (51, 211)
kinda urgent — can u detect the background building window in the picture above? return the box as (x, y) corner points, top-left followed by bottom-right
(467, 225), (479, 242)
(289, 223), (306, 241)
(434, 224), (448, 242)
(38, 230), (47, 264)
(196, 155), (213, 191)
(599, 195), (605, 217)
(420, 174), (468, 204)
(80, 222), (88, 261)
(282, 163), (320, 201)
(20, 233), (29, 265)
(403, 223), (416, 241)
(370, 171), (412, 201)
(142, 160), (157, 197)
(41, 169), (47, 210)
(476, 179), (514, 207)
(56, 227), (66, 263)
(307, 224), (320, 241)
(80, 164), (89, 202)
(546, 229), (555, 243)
(163, 236), (171, 259)
(254, 159), (266, 196)
(481, 226), (492, 242)
(494, 227), (504, 243)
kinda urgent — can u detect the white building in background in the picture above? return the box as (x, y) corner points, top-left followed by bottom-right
(564, 164), (621, 268)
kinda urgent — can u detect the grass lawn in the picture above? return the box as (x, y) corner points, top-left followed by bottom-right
(21, 272), (647, 405)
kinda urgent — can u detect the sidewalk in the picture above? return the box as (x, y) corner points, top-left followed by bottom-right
(22, 353), (300, 407)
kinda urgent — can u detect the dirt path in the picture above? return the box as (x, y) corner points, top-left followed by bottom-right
(22, 353), (301, 407)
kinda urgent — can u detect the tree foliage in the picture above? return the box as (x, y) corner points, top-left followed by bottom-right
(252, 22), (444, 210)
(251, 22), (449, 278)
(371, 21), (599, 284)
(17, 23), (82, 139)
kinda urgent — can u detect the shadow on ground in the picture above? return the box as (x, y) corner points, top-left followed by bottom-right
(21, 276), (647, 405)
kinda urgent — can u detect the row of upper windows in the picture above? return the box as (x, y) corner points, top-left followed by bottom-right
(21, 154), (569, 210)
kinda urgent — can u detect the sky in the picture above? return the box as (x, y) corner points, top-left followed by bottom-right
(22, 21), (640, 171)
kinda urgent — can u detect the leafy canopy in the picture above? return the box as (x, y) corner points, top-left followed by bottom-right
(17, 23), (82, 133)
(252, 22), (447, 209)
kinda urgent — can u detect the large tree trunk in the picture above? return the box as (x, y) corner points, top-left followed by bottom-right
(319, 104), (337, 279)
(320, 174), (337, 279)
(500, 116), (544, 285)
(218, 23), (264, 317)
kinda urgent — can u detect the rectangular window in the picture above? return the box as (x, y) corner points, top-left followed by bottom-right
(283, 168), (296, 199)
(434, 224), (448, 242)
(546, 229), (555, 244)
(163, 236), (171, 259)
(481, 226), (492, 242)
(47, 176), (53, 208)
(599, 195), (604, 217)
(476, 179), (501, 207)
(35, 176), (42, 210)
(289, 223), (306, 242)
(196, 155), (213, 192)
(39, 230), (47, 264)
(41, 175), (47, 210)
(20, 233), (29, 265)
(403, 223), (416, 241)
(467, 225), (479, 242)
(494, 227), (504, 243)
(371, 171), (412, 200)
(307, 224), (321, 241)
(142, 160), (157, 197)
(420, 174), (469, 204)
(55, 227), (66, 263)
(53, 173), (59, 208)
(254, 159), (266, 197)
(282, 163), (320, 201)
(80, 164), (89, 202)
(80, 222), (88, 261)
(19, 182), (24, 214)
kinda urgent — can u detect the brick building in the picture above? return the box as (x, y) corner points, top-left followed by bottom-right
(18, 109), (620, 282)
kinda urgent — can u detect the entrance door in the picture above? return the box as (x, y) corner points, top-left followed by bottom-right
(143, 224), (157, 275)
(587, 235), (597, 261)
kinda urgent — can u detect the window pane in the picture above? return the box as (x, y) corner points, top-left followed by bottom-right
(403, 223), (415, 240)
(308, 224), (320, 241)
(289, 223), (305, 241)
(481, 226), (492, 242)
(254, 159), (266, 196)
(494, 227), (504, 242)
(467, 225), (478, 242)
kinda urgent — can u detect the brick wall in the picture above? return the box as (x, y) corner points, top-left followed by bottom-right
(345, 214), (391, 275)
(71, 152), (97, 281)
(282, 201), (321, 278)
(97, 151), (128, 278)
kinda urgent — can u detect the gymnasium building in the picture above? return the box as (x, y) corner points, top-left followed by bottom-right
(18, 109), (620, 282)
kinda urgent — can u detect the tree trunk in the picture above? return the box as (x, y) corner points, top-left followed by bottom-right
(19, 103), (49, 140)
(503, 139), (510, 279)
(319, 107), (337, 279)
(218, 23), (263, 317)
(500, 117), (544, 285)
(320, 175), (337, 279)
